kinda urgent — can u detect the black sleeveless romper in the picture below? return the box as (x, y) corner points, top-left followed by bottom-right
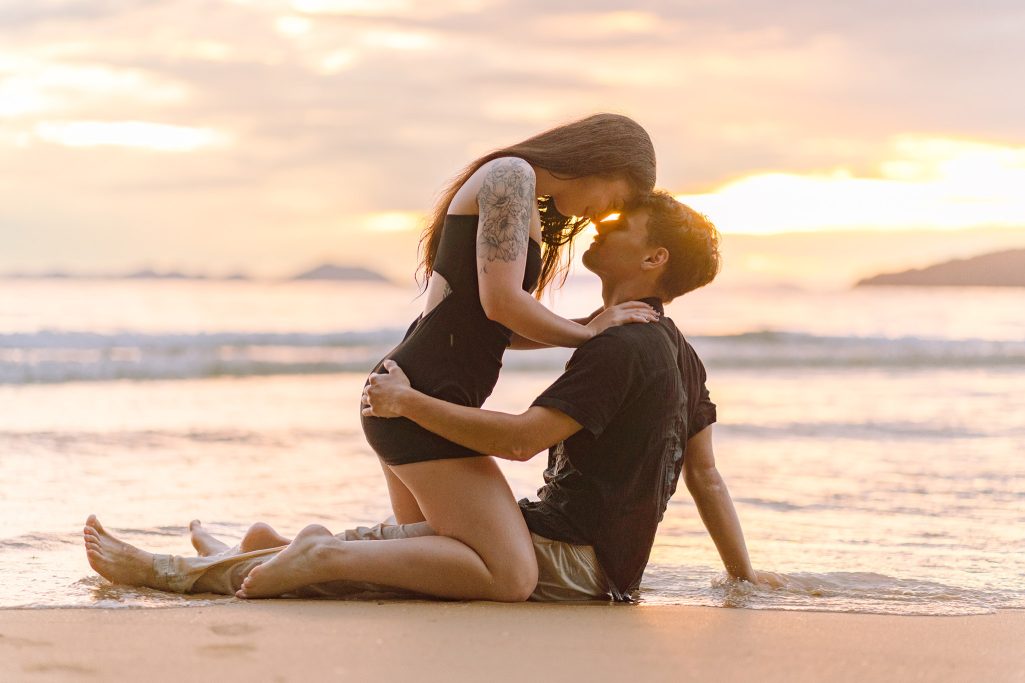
(362, 214), (543, 466)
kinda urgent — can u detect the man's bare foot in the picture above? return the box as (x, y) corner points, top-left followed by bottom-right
(83, 515), (160, 587)
(190, 520), (230, 557)
(236, 525), (339, 599)
(240, 522), (291, 553)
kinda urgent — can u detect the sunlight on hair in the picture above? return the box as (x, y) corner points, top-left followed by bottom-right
(678, 136), (1025, 234)
(33, 121), (228, 152)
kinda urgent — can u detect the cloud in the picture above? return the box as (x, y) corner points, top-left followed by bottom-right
(33, 120), (230, 151)
(0, 0), (142, 28)
(0, 0), (1023, 274)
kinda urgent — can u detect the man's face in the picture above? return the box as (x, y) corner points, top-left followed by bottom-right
(581, 208), (652, 280)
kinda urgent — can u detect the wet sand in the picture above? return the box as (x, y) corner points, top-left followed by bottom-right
(1, 603), (1023, 682)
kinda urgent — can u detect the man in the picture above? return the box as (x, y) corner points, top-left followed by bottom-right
(83, 191), (778, 600)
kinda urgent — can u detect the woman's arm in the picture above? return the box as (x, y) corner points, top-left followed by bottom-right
(508, 310), (602, 350)
(474, 159), (654, 347)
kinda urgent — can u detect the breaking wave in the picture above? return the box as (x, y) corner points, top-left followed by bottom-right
(4, 329), (1025, 384)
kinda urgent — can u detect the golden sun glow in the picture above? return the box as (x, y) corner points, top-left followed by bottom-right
(678, 137), (1025, 234)
(362, 211), (424, 232)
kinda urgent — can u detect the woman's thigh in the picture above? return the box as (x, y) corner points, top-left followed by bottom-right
(380, 461), (426, 524)
(391, 456), (537, 589)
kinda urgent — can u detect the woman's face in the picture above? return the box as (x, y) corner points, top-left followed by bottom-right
(553, 175), (633, 223)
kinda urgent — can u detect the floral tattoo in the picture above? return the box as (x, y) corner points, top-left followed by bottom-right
(477, 158), (533, 267)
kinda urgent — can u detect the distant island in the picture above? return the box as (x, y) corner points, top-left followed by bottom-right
(288, 264), (391, 283)
(1, 263), (392, 283)
(124, 269), (252, 281)
(857, 248), (1025, 288)
(1, 269), (252, 281)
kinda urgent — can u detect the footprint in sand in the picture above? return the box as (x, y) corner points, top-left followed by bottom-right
(209, 623), (259, 636)
(0, 633), (54, 648)
(198, 642), (257, 657)
(23, 662), (98, 675)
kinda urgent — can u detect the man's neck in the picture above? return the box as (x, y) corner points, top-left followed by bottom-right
(600, 277), (661, 308)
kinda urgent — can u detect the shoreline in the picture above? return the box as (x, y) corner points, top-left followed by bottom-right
(2, 603), (1022, 682)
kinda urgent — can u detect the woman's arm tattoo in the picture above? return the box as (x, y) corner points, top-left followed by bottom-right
(477, 159), (533, 267)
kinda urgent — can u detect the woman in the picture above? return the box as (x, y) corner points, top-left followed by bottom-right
(239, 113), (658, 600)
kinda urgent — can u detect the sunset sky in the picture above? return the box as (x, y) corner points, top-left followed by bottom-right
(1, 0), (1024, 282)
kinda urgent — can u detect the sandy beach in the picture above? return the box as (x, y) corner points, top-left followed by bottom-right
(2, 603), (1022, 682)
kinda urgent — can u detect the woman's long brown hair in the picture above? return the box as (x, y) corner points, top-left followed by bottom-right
(417, 113), (656, 296)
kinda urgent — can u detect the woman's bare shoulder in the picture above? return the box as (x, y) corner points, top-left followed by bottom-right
(449, 157), (535, 214)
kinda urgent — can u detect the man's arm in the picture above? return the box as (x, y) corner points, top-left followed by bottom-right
(363, 361), (582, 460)
(683, 426), (759, 582)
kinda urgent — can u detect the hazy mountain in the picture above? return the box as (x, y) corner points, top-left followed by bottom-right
(1, 269), (253, 281)
(857, 248), (1025, 287)
(1, 264), (391, 283)
(125, 269), (200, 280)
(289, 264), (391, 283)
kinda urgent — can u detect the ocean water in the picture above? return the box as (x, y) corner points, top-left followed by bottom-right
(0, 278), (1022, 614)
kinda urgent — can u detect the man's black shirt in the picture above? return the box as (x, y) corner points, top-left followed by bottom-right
(518, 297), (716, 600)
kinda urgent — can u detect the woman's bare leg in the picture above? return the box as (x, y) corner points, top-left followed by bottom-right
(380, 462), (426, 524)
(239, 456), (537, 601)
(189, 520), (230, 556)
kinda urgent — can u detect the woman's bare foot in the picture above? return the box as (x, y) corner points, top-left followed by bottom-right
(240, 522), (291, 553)
(83, 515), (160, 587)
(190, 520), (230, 556)
(236, 525), (339, 599)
